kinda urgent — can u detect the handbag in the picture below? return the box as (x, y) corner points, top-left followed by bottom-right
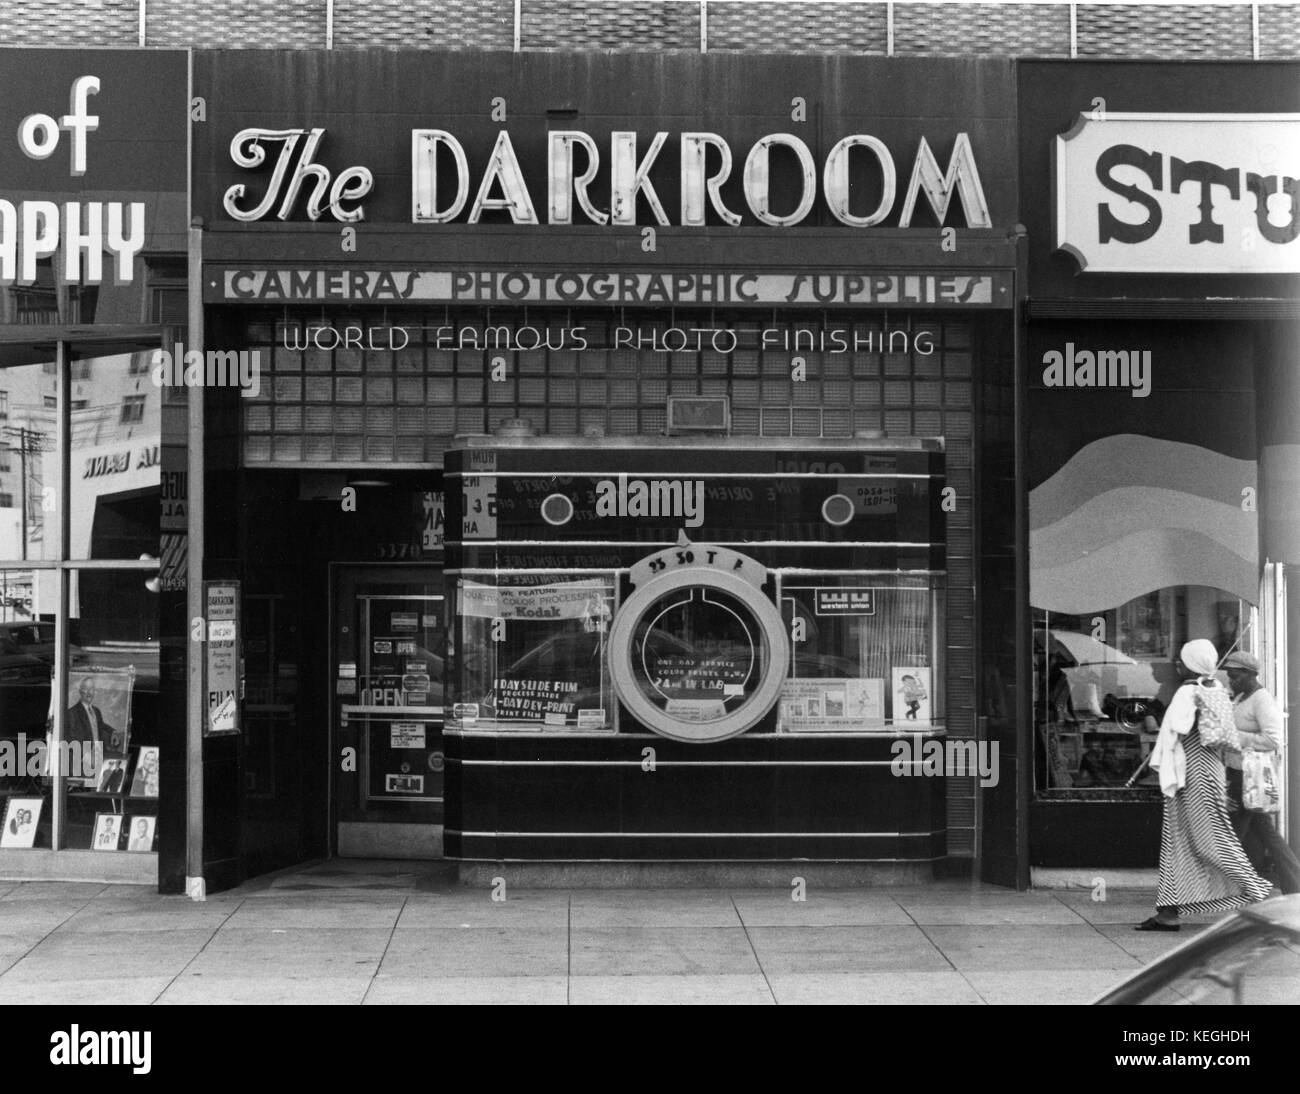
(1241, 750), (1281, 814)
(1193, 678), (1241, 751)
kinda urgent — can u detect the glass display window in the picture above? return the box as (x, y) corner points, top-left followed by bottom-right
(605, 544), (791, 743)
(1032, 586), (1253, 794)
(628, 584), (763, 725)
(0, 348), (160, 857)
(452, 573), (618, 732)
(778, 573), (946, 732)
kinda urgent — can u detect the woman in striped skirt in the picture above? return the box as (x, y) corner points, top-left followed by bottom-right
(1139, 639), (1273, 931)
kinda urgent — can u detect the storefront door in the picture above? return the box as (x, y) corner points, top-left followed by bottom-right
(331, 566), (446, 859)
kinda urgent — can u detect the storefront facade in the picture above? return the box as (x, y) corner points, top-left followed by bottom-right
(1019, 60), (1300, 875)
(181, 50), (1021, 890)
(6, 46), (1295, 895)
(0, 48), (183, 882)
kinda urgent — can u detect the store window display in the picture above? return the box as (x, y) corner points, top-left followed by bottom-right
(1033, 587), (1251, 792)
(0, 353), (159, 855)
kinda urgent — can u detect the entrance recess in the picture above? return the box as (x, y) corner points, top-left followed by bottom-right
(331, 566), (446, 859)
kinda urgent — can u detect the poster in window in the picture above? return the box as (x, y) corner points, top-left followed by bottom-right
(92, 813), (122, 851)
(204, 582), (240, 737)
(64, 666), (134, 770)
(892, 667), (932, 724)
(1, 797), (42, 848)
(780, 678), (884, 731)
(461, 579), (613, 728)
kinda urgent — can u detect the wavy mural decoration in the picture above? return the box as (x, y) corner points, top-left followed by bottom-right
(1030, 435), (1258, 613)
(1030, 434), (1255, 530)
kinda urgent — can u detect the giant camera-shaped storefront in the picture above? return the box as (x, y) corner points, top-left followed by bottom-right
(444, 436), (947, 865)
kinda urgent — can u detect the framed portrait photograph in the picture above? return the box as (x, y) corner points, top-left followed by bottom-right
(125, 815), (156, 853)
(96, 758), (128, 795)
(65, 665), (135, 767)
(91, 813), (122, 851)
(1, 797), (43, 849)
(129, 746), (160, 799)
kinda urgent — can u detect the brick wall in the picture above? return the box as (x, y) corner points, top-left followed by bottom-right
(896, 2), (1071, 56)
(523, 0), (696, 50)
(0, 1), (1296, 57)
(1261, 0), (1300, 57)
(0, 0), (136, 46)
(334, 0), (512, 50)
(708, 2), (886, 53)
(150, 0), (326, 48)
(1077, 2), (1255, 59)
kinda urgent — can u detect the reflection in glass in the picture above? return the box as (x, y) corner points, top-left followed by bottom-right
(0, 616), (55, 848)
(456, 576), (616, 731)
(630, 586), (762, 725)
(1133, 924), (1300, 1005)
(1033, 586), (1250, 793)
(69, 352), (160, 562)
(63, 572), (158, 850)
(0, 361), (58, 566)
(0, 348), (160, 853)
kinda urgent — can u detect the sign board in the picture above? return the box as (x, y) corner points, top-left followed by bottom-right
(0, 49), (187, 299)
(1054, 113), (1300, 274)
(208, 268), (1010, 308)
(204, 581), (240, 737)
(815, 588), (877, 616)
(194, 53), (1018, 235)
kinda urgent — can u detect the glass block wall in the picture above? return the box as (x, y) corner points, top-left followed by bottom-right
(236, 307), (974, 462)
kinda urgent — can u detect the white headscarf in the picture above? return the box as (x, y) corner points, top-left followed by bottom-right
(1152, 638), (1221, 797)
(1179, 639), (1218, 678)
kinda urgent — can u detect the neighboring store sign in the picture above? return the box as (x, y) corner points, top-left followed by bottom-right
(209, 268), (1009, 307)
(161, 470), (188, 532)
(204, 582), (240, 737)
(1054, 113), (1300, 274)
(82, 444), (159, 479)
(0, 50), (186, 294)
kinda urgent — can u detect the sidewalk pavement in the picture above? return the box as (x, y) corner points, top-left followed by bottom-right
(0, 861), (1208, 1005)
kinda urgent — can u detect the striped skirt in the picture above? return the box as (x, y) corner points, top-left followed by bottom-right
(1156, 727), (1273, 914)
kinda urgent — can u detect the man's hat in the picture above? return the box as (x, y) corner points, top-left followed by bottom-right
(1223, 651), (1260, 674)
